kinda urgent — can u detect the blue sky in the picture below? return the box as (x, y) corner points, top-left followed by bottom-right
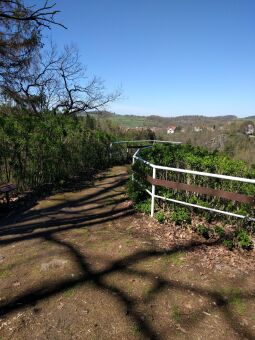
(45, 0), (255, 117)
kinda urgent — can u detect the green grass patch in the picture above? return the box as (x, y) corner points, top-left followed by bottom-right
(63, 286), (77, 297)
(142, 285), (153, 300)
(125, 238), (134, 245)
(132, 323), (142, 335)
(171, 304), (181, 323)
(0, 264), (13, 279)
(160, 252), (186, 272)
(168, 252), (186, 266)
(76, 228), (90, 238)
(223, 288), (246, 314)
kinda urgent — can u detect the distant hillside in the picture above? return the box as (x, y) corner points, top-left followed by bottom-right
(81, 110), (255, 166)
(245, 115), (255, 120)
(86, 111), (238, 129)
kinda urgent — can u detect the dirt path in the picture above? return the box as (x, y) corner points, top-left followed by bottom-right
(0, 166), (255, 340)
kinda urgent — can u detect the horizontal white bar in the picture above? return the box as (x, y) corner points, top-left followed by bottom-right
(154, 194), (255, 221)
(153, 164), (255, 184)
(134, 150), (255, 184)
(111, 140), (181, 145)
(133, 155), (152, 166)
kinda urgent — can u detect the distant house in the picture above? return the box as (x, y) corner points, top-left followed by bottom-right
(167, 125), (176, 134)
(244, 124), (254, 135)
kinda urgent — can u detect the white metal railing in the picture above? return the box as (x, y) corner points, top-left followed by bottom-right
(110, 140), (182, 145)
(132, 147), (255, 222)
(109, 139), (181, 160)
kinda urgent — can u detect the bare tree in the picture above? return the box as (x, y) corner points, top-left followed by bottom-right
(0, 1), (64, 84)
(2, 45), (121, 115)
(0, 2), (120, 114)
(53, 46), (121, 115)
(1, 45), (59, 113)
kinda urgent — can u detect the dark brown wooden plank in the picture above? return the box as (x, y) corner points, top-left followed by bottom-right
(127, 144), (152, 149)
(147, 176), (255, 204)
(0, 184), (17, 193)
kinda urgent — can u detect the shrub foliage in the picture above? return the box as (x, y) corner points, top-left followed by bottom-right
(0, 112), (122, 191)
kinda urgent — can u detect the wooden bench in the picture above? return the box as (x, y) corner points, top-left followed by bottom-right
(0, 183), (17, 205)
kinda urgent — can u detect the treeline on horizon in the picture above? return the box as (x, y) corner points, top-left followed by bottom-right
(93, 110), (255, 122)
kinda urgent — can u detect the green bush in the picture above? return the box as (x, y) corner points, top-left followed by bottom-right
(223, 239), (234, 251)
(172, 207), (191, 225)
(0, 112), (118, 191)
(134, 199), (151, 214)
(221, 229), (253, 251)
(204, 212), (214, 223)
(196, 225), (210, 239)
(235, 229), (253, 250)
(155, 210), (166, 223)
(127, 179), (147, 203)
(214, 226), (225, 238)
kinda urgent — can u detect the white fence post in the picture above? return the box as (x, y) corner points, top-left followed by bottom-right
(151, 166), (156, 217)
(109, 143), (112, 160)
(132, 154), (135, 181)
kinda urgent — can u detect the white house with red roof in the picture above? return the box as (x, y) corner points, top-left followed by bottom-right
(167, 125), (177, 134)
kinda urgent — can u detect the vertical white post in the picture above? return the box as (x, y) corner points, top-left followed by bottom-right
(109, 143), (112, 160)
(151, 166), (156, 217)
(132, 155), (135, 181)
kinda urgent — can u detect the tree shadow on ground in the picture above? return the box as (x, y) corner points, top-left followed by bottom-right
(0, 172), (128, 236)
(0, 169), (125, 227)
(0, 168), (254, 339)
(1, 235), (255, 339)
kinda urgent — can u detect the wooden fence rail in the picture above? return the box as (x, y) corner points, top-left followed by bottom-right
(147, 176), (255, 205)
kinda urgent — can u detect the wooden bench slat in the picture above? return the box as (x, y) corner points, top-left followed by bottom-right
(0, 184), (17, 193)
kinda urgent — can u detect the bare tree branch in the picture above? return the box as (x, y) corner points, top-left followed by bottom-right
(0, 0), (66, 29)
(1, 44), (121, 115)
(0, 0), (65, 88)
